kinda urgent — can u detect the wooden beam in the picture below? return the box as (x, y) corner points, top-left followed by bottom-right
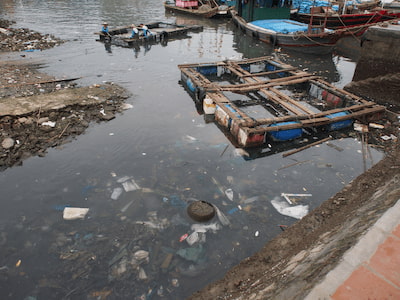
(269, 87), (316, 115)
(241, 102), (382, 127)
(239, 67), (298, 77)
(246, 105), (385, 134)
(207, 75), (318, 93)
(282, 137), (332, 157)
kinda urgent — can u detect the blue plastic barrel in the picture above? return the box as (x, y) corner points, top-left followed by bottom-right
(326, 111), (353, 131)
(269, 121), (302, 141)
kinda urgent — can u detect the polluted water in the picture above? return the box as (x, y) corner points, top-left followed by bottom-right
(0, 1), (386, 299)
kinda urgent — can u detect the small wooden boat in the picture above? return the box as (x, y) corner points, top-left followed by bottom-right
(231, 9), (342, 54)
(164, 0), (228, 18)
(96, 22), (203, 47)
(178, 56), (385, 147)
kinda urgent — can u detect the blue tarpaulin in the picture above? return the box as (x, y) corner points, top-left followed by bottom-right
(250, 19), (310, 33)
(292, 0), (358, 13)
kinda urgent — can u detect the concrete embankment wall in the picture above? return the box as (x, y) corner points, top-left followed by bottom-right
(346, 23), (400, 106)
(353, 23), (400, 82)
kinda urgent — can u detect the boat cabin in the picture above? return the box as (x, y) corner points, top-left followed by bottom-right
(236, 0), (291, 22)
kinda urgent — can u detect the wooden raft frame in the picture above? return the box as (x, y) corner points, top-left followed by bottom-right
(178, 56), (386, 147)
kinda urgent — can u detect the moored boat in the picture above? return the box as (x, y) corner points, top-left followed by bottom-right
(291, 0), (400, 30)
(164, 0), (229, 18)
(231, 9), (341, 54)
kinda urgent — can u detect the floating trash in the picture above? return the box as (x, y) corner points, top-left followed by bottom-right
(63, 207), (89, 220)
(187, 201), (215, 222)
(281, 193), (312, 204)
(271, 196), (308, 219)
(176, 245), (205, 263)
(227, 205), (242, 215)
(121, 103), (133, 110)
(191, 222), (221, 233)
(111, 187), (123, 200)
(179, 233), (189, 242)
(122, 179), (140, 192)
(213, 204), (231, 226)
(186, 232), (200, 246)
(134, 250), (149, 262)
(138, 267), (148, 280)
(225, 188), (234, 201)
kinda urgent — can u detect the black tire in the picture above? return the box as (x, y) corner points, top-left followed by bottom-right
(160, 31), (169, 41)
(187, 201), (216, 222)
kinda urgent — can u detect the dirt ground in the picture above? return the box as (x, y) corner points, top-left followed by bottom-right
(0, 19), (130, 171)
(1, 18), (400, 299)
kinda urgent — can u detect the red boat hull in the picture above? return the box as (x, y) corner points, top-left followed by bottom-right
(291, 10), (400, 29)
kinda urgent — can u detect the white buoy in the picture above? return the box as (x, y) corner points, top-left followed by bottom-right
(203, 96), (216, 115)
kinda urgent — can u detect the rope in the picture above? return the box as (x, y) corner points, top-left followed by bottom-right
(335, 11), (381, 42)
(292, 31), (334, 47)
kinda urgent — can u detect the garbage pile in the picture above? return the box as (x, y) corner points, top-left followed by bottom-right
(0, 19), (63, 52)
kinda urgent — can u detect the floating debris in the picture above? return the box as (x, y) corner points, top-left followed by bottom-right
(271, 196), (308, 219)
(62, 207), (89, 220)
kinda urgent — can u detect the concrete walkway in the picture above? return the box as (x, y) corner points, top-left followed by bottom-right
(305, 199), (400, 299)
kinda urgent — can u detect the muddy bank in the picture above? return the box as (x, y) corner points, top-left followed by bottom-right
(345, 72), (400, 110)
(0, 73), (130, 170)
(0, 18), (131, 171)
(0, 62), (131, 171)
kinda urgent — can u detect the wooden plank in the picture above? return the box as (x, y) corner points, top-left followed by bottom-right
(209, 75), (318, 93)
(258, 88), (305, 116)
(208, 92), (255, 122)
(282, 137), (332, 157)
(225, 65), (248, 78)
(246, 105), (385, 134)
(224, 62), (318, 116)
(177, 56), (275, 69)
(180, 68), (211, 87)
(239, 67), (298, 77)
(310, 78), (367, 103)
(241, 102), (381, 127)
(269, 87), (316, 115)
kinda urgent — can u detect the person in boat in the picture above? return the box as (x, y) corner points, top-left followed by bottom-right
(130, 24), (139, 38)
(101, 22), (112, 41)
(101, 22), (109, 35)
(139, 23), (151, 37)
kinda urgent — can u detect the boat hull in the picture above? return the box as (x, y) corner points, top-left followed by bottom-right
(231, 10), (339, 55)
(164, 2), (219, 18)
(291, 10), (400, 30)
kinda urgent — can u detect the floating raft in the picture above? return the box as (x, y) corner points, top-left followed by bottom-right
(178, 56), (385, 147)
(96, 22), (203, 47)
